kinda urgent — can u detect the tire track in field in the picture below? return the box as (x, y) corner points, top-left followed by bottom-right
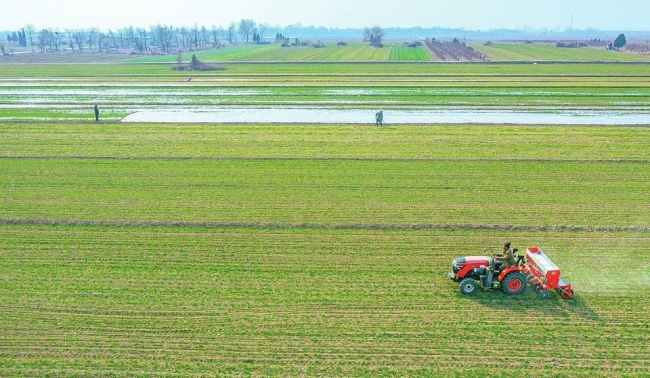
(1, 155), (650, 163)
(1, 219), (648, 232)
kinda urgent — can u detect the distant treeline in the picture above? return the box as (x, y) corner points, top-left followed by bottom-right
(3, 23), (650, 49)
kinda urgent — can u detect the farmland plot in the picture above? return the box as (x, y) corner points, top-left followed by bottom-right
(1, 225), (649, 376)
(2, 124), (649, 161)
(389, 45), (434, 61)
(2, 156), (649, 227)
(127, 44), (281, 63)
(472, 43), (650, 61)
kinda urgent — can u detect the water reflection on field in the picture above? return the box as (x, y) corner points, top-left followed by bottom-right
(122, 108), (650, 125)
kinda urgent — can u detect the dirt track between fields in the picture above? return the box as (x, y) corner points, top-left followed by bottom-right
(2, 155), (649, 163)
(1, 219), (647, 232)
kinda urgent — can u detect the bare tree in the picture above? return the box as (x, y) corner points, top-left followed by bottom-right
(132, 28), (144, 52)
(52, 30), (62, 51)
(125, 25), (135, 49)
(37, 29), (48, 52)
(25, 24), (35, 52)
(172, 27), (180, 49)
(73, 30), (86, 51)
(210, 25), (220, 47)
(66, 30), (75, 52)
(98, 32), (106, 51)
(363, 27), (371, 42)
(87, 28), (99, 50)
(179, 27), (188, 49)
(150, 25), (159, 46)
(156, 25), (174, 53)
(371, 26), (384, 42)
(238, 19), (256, 43)
(227, 22), (236, 44)
(175, 51), (182, 69)
(258, 23), (269, 42)
(108, 29), (118, 50)
(137, 28), (147, 51)
(191, 23), (199, 49)
(200, 26), (209, 47)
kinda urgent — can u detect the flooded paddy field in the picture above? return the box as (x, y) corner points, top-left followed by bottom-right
(121, 107), (650, 125)
(1, 84), (650, 120)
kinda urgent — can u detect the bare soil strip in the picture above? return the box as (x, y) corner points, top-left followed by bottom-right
(2, 219), (647, 232)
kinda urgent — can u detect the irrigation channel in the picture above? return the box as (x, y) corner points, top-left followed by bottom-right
(122, 108), (650, 125)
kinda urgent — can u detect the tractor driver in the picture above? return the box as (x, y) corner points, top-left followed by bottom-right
(495, 241), (517, 269)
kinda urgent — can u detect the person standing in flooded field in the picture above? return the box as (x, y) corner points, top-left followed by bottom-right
(94, 104), (99, 121)
(375, 110), (383, 127)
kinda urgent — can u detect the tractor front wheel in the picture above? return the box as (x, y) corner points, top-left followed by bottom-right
(459, 278), (479, 295)
(501, 272), (527, 295)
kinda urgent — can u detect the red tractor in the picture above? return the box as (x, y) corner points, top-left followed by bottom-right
(447, 247), (574, 299)
(446, 249), (527, 296)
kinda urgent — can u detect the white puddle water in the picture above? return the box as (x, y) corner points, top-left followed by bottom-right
(122, 108), (650, 125)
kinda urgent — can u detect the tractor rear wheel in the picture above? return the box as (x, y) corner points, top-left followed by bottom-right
(459, 278), (478, 295)
(501, 272), (527, 295)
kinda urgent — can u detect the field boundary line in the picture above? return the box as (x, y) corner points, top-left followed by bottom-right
(386, 43), (395, 60)
(115, 61), (650, 65)
(1, 219), (648, 232)
(1, 155), (649, 163)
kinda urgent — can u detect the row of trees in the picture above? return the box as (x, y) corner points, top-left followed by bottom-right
(6, 22), (386, 54)
(6, 20), (273, 54)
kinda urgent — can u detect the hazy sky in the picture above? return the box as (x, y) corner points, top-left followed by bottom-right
(2, 0), (648, 31)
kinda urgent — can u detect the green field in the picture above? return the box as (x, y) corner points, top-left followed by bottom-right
(388, 45), (433, 61)
(2, 123), (650, 376)
(1, 59), (650, 376)
(473, 43), (650, 61)
(3, 226), (649, 376)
